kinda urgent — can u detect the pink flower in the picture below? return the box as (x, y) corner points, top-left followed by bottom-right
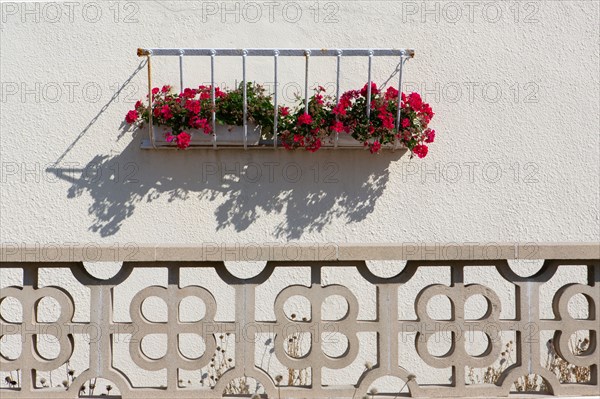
(160, 105), (173, 120)
(413, 144), (428, 158)
(407, 92), (423, 110)
(152, 87), (160, 95)
(306, 138), (322, 152)
(420, 104), (434, 124)
(331, 121), (345, 132)
(165, 132), (175, 142)
(360, 82), (379, 97)
(370, 140), (382, 154)
(279, 106), (290, 117)
(402, 118), (411, 128)
(161, 85), (171, 93)
(333, 103), (347, 116)
(190, 116), (209, 130)
(125, 110), (138, 124)
(185, 100), (201, 114)
(377, 109), (395, 129)
(385, 87), (399, 100)
(176, 132), (191, 149)
(293, 134), (304, 145)
(297, 113), (313, 126)
(215, 87), (227, 98)
(425, 129), (436, 143)
(382, 117), (395, 129)
(182, 88), (196, 98)
(135, 100), (143, 109)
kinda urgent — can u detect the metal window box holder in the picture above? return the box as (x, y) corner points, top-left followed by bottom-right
(136, 48), (415, 151)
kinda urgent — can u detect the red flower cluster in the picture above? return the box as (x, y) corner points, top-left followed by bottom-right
(279, 106), (290, 116)
(360, 82), (379, 97)
(126, 85), (220, 149)
(279, 86), (331, 152)
(369, 140), (382, 154)
(297, 113), (313, 126)
(125, 110), (138, 124)
(332, 83), (436, 157)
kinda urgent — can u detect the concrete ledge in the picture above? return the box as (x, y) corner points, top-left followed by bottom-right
(0, 242), (598, 263)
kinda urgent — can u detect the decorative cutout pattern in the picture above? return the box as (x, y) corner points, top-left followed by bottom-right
(0, 259), (598, 398)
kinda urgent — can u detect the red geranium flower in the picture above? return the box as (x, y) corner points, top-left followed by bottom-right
(332, 103), (347, 116)
(369, 140), (382, 154)
(215, 87), (227, 98)
(297, 113), (313, 126)
(190, 115), (209, 130)
(425, 129), (436, 143)
(385, 86), (399, 100)
(176, 132), (191, 149)
(185, 100), (201, 114)
(182, 88), (196, 98)
(360, 82), (379, 97)
(407, 92), (423, 110)
(125, 110), (138, 124)
(160, 105), (173, 120)
(413, 144), (428, 158)
(306, 138), (322, 152)
(331, 121), (345, 132)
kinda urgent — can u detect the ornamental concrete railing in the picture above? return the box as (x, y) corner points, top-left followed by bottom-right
(0, 243), (598, 398)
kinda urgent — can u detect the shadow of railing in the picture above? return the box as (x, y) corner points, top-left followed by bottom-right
(48, 137), (401, 238)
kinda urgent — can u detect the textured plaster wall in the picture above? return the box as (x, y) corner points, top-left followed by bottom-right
(0, 0), (598, 243)
(0, 0), (599, 392)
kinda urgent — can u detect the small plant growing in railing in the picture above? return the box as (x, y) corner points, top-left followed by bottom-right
(194, 333), (264, 396)
(189, 313), (311, 395)
(4, 374), (18, 389)
(284, 313), (310, 386)
(545, 336), (591, 384)
(468, 337), (591, 392)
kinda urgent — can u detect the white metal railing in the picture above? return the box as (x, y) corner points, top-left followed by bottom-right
(136, 48), (415, 150)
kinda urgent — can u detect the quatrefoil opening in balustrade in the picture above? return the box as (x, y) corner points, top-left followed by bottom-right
(129, 285), (217, 371)
(274, 284), (359, 370)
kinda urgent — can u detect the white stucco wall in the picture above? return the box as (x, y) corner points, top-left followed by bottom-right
(1, 0), (598, 244)
(0, 0), (598, 394)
